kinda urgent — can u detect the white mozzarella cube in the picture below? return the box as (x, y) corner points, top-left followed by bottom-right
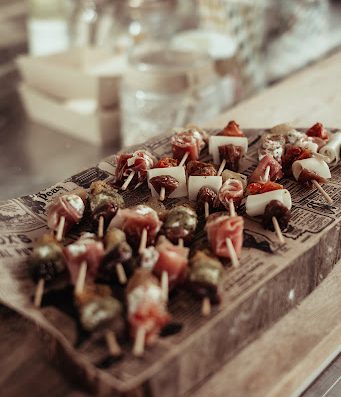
(188, 175), (222, 201)
(147, 166), (187, 198)
(292, 158), (331, 181)
(209, 136), (249, 164)
(246, 189), (292, 217)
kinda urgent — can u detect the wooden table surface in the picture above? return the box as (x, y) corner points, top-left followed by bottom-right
(1, 51), (341, 397)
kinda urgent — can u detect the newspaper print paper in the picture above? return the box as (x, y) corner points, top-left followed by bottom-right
(0, 128), (340, 396)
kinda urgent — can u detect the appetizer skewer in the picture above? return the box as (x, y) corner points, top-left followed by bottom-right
(140, 236), (189, 301)
(63, 233), (104, 294)
(189, 250), (224, 316)
(47, 188), (87, 241)
(89, 181), (125, 238)
(127, 269), (170, 356)
(171, 127), (208, 166)
(75, 284), (123, 357)
(147, 157), (187, 201)
(163, 205), (198, 246)
(209, 121), (248, 175)
(115, 150), (157, 191)
(99, 228), (133, 285)
(30, 234), (66, 307)
(109, 205), (162, 254)
(187, 160), (222, 218)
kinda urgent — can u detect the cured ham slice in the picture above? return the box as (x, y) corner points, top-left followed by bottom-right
(145, 236), (189, 289)
(281, 145), (312, 177)
(47, 188), (87, 234)
(306, 122), (329, 142)
(206, 214), (244, 259)
(115, 150), (157, 188)
(63, 233), (104, 285)
(217, 179), (244, 209)
(218, 120), (245, 137)
(249, 155), (283, 183)
(127, 269), (170, 345)
(221, 169), (248, 189)
(109, 205), (162, 247)
(171, 128), (207, 162)
(247, 181), (284, 195)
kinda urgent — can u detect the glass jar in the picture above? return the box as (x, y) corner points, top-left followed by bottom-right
(120, 43), (221, 147)
(111, 0), (179, 53)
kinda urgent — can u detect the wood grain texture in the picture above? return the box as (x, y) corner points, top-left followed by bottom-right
(203, 51), (341, 130)
(188, 261), (341, 397)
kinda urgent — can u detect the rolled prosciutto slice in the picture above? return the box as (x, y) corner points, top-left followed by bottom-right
(127, 269), (170, 345)
(47, 188), (87, 235)
(218, 120), (245, 137)
(115, 150), (157, 188)
(153, 236), (189, 289)
(171, 128), (207, 163)
(109, 205), (162, 247)
(281, 145), (312, 177)
(63, 233), (104, 285)
(306, 122), (329, 142)
(217, 179), (244, 209)
(206, 214), (244, 259)
(249, 155), (283, 183)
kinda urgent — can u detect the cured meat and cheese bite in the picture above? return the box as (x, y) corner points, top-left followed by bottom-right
(30, 233), (66, 307)
(206, 212), (244, 261)
(187, 160), (222, 204)
(89, 181), (124, 234)
(209, 121), (248, 171)
(75, 284), (123, 335)
(108, 205), (162, 249)
(189, 250), (224, 308)
(75, 284), (124, 357)
(98, 228), (133, 285)
(319, 131), (341, 164)
(171, 127), (208, 164)
(47, 188), (87, 240)
(147, 157), (187, 201)
(64, 233), (104, 286)
(249, 155), (283, 183)
(141, 236), (189, 290)
(30, 234), (66, 284)
(292, 157), (331, 186)
(115, 150), (157, 190)
(216, 178), (244, 211)
(245, 181), (292, 217)
(163, 205), (198, 245)
(127, 269), (170, 355)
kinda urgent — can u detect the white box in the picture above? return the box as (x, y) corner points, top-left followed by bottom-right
(19, 83), (120, 146)
(16, 48), (126, 108)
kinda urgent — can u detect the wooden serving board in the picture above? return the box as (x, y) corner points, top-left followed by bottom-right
(0, 128), (340, 397)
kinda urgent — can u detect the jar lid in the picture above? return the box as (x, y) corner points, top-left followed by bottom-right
(123, 42), (217, 93)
